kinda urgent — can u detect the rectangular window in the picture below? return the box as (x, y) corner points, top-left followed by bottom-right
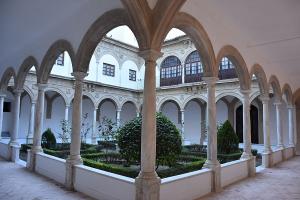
(129, 69), (136, 81)
(56, 53), (64, 66)
(3, 102), (11, 112)
(103, 63), (115, 77)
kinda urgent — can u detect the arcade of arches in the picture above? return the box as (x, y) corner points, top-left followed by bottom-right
(0, 1), (299, 200)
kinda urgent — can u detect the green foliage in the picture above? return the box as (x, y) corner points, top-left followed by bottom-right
(217, 120), (239, 154)
(117, 112), (182, 167)
(42, 128), (56, 149)
(217, 152), (242, 164)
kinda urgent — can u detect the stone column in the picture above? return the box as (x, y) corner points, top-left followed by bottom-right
(29, 84), (47, 171)
(293, 106), (297, 155)
(91, 107), (98, 144)
(65, 72), (87, 190)
(274, 101), (284, 149)
(180, 109), (185, 141)
(203, 77), (221, 192)
(240, 90), (255, 177)
(261, 96), (272, 167)
(116, 109), (121, 128)
(135, 49), (162, 200)
(64, 104), (70, 121)
(287, 105), (295, 147)
(27, 101), (36, 144)
(0, 94), (6, 140)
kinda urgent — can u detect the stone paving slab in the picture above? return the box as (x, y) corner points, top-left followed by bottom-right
(198, 156), (300, 200)
(0, 158), (94, 200)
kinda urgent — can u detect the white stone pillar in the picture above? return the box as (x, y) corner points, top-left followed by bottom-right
(65, 72), (87, 190)
(135, 49), (162, 200)
(64, 104), (70, 121)
(180, 109), (185, 141)
(274, 101), (284, 149)
(116, 109), (121, 128)
(260, 96), (272, 167)
(203, 77), (221, 192)
(287, 105), (295, 147)
(240, 90), (255, 177)
(0, 94), (6, 140)
(240, 90), (252, 159)
(29, 84), (47, 171)
(293, 106), (297, 153)
(91, 107), (97, 144)
(27, 101), (36, 144)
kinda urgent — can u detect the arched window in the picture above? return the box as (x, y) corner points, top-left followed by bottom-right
(184, 51), (203, 83)
(160, 56), (182, 86)
(218, 57), (237, 80)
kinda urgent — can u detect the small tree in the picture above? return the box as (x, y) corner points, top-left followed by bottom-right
(42, 128), (56, 149)
(117, 113), (182, 167)
(58, 119), (71, 143)
(81, 113), (91, 144)
(217, 120), (239, 154)
(97, 117), (117, 155)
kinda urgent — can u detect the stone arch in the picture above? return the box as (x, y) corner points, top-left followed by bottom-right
(157, 96), (182, 111)
(39, 39), (75, 84)
(45, 87), (68, 106)
(293, 88), (300, 104)
(75, 8), (147, 73)
(120, 99), (139, 112)
(269, 75), (282, 101)
(162, 12), (216, 76)
(249, 64), (269, 96)
(183, 96), (207, 110)
(250, 90), (261, 103)
(23, 84), (35, 103)
(282, 83), (293, 105)
(16, 56), (39, 90)
(97, 95), (120, 110)
(216, 45), (251, 90)
(82, 92), (97, 108)
(216, 92), (243, 103)
(0, 67), (16, 91)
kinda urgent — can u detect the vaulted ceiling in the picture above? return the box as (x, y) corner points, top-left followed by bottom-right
(0, 0), (299, 91)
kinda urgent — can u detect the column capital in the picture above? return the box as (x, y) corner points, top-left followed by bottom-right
(13, 89), (24, 95)
(71, 72), (88, 81)
(65, 104), (71, 108)
(116, 109), (122, 112)
(240, 89), (251, 95)
(273, 101), (282, 106)
(287, 104), (295, 109)
(138, 49), (163, 62)
(203, 77), (218, 85)
(260, 96), (270, 104)
(0, 93), (6, 98)
(180, 109), (185, 112)
(35, 83), (48, 91)
(31, 100), (37, 105)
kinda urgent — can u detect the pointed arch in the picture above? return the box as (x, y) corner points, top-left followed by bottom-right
(216, 45), (251, 90)
(269, 75), (282, 101)
(82, 92), (97, 108)
(157, 96), (182, 111)
(75, 8), (147, 73)
(183, 96), (207, 110)
(250, 64), (269, 96)
(282, 83), (293, 105)
(166, 12), (216, 76)
(97, 95), (120, 110)
(120, 100), (139, 112)
(16, 56), (39, 90)
(0, 67), (16, 91)
(44, 87), (68, 106)
(39, 39), (75, 84)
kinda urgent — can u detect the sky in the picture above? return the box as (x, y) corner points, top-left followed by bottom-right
(106, 26), (185, 47)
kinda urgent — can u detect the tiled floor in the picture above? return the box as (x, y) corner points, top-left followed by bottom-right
(199, 156), (300, 200)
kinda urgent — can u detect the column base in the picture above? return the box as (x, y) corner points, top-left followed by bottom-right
(276, 144), (284, 150)
(65, 156), (83, 190)
(262, 151), (272, 168)
(135, 171), (161, 200)
(91, 137), (97, 145)
(240, 151), (252, 160)
(26, 136), (33, 144)
(9, 144), (20, 162)
(203, 160), (222, 192)
(28, 146), (43, 171)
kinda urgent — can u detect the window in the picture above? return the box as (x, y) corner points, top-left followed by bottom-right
(103, 63), (115, 77)
(160, 56), (182, 86)
(219, 57), (234, 70)
(184, 51), (203, 83)
(129, 69), (136, 81)
(56, 53), (64, 66)
(218, 57), (237, 80)
(3, 102), (11, 112)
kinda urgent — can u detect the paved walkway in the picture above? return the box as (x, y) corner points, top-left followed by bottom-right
(199, 156), (300, 200)
(0, 158), (93, 200)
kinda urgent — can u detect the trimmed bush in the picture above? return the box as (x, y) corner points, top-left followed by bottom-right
(217, 120), (239, 154)
(42, 128), (56, 149)
(117, 112), (182, 167)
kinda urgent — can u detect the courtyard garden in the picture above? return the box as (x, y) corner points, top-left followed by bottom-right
(20, 113), (260, 178)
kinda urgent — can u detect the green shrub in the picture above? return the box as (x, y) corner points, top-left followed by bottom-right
(183, 144), (207, 153)
(217, 152), (242, 164)
(20, 144), (32, 153)
(42, 128), (56, 149)
(217, 120), (239, 154)
(117, 112), (182, 167)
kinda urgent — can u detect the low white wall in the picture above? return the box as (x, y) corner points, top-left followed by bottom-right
(221, 159), (248, 187)
(272, 149), (283, 165)
(0, 141), (10, 160)
(160, 169), (212, 200)
(284, 147), (294, 159)
(35, 153), (66, 185)
(74, 165), (135, 200)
